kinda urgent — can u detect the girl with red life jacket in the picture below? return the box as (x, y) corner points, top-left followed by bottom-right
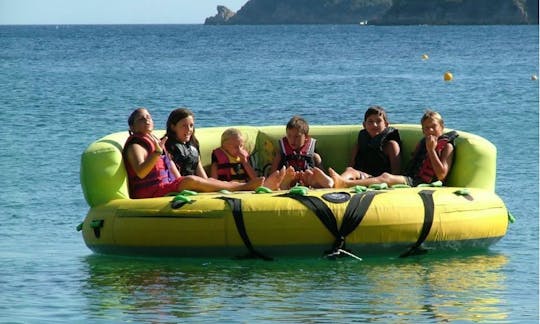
(210, 128), (286, 190)
(211, 128), (258, 182)
(329, 110), (457, 188)
(269, 116), (327, 189)
(122, 108), (265, 198)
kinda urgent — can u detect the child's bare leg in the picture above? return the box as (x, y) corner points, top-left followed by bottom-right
(340, 167), (370, 180)
(237, 177), (265, 191)
(179, 176), (264, 192)
(264, 166), (286, 190)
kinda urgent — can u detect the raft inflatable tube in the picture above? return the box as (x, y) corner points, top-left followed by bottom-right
(78, 125), (509, 258)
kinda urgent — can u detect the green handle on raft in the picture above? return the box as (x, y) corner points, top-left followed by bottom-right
(353, 185), (367, 193)
(453, 188), (470, 196)
(172, 194), (191, 203)
(255, 186), (273, 194)
(417, 181), (443, 187)
(391, 184), (411, 189)
(179, 190), (198, 196)
(289, 186), (309, 196)
(508, 212), (516, 223)
(369, 183), (388, 190)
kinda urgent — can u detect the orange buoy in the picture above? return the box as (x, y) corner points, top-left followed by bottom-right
(444, 71), (453, 81)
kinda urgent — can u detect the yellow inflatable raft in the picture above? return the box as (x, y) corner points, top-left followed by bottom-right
(78, 125), (509, 258)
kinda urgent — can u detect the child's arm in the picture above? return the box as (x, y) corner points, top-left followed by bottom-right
(210, 152), (219, 179)
(242, 160), (258, 180)
(426, 136), (454, 181)
(383, 140), (401, 174)
(269, 152), (281, 174)
(238, 148), (258, 180)
(313, 152), (323, 169)
(195, 159), (208, 179)
(167, 154), (181, 178)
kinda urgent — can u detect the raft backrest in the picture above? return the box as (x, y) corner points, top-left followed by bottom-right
(80, 124), (497, 207)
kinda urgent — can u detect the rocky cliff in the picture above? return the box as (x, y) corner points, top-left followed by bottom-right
(375, 0), (539, 25)
(204, 0), (539, 25)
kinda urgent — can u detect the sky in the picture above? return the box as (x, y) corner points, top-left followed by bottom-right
(0, 0), (248, 25)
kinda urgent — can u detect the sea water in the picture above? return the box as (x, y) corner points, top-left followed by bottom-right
(0, 24), (538, 322)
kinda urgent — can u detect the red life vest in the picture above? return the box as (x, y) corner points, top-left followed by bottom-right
(410, 131), (458, 184)
(278, 136), (316, 171)
(123, 134), (176, 198)
(211, 147), (249, 182)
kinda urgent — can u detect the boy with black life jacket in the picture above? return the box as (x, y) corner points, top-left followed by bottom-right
(302, 106), (402, 188)
(211, 128), (285, 190)
(269, 115), (326, 189)
(341, 105), (402, 180)
(329, 110), (458, 188)
(165, 108), (208, 178)
(123, 108), (265, 199)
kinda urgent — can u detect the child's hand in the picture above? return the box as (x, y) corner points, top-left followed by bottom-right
(425, 135), (437, 151)
(150, 133), (166, 153)
(238, 148), (250, 163)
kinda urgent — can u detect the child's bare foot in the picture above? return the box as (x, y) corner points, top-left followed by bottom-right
(311, 167), (334, 188)
(299, 170), (313, 187)
(329, 168), (348, 189)
(240, 177), (265, 191)
(281, 166), (298, 189)
(264, 166), (286, 190)
(341, 167), (361, 180)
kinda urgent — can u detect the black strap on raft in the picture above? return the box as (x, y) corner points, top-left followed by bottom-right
(217, 197), (273, 261)
(327, 191), (383, 258)
(90, 219), (104, 239)
(400, 190), (435, 258)
(282, 191), (382, 258)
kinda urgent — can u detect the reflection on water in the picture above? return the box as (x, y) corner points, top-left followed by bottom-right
(80, 253), (508, 322)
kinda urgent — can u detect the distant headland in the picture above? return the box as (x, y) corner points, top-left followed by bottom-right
(204, 0), (539, 25)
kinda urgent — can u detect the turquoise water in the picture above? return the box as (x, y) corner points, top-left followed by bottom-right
(0, 24), (538, 322)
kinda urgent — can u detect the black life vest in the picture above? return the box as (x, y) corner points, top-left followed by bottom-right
(167, 141), (200, 176)
(353, 127), (402, 176)
(407, 131), (459, 185)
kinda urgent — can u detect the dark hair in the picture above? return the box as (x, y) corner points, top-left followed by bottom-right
(127, 107), (148, 135)
(286, 115), (309, 135)
(165, 108), (199, 149)
(363, 105), (388, 123)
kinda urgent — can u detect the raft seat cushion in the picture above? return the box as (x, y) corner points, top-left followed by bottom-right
(80, 125), (497, 207)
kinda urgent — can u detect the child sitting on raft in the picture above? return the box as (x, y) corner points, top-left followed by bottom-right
(269, 115), (330, 189)
(328, 110), (457, 188)
(165, 108), (208, 178)
(211, 128), (284, 190)
(340, 105), (402, 180)
(123, 108), (266, 199)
